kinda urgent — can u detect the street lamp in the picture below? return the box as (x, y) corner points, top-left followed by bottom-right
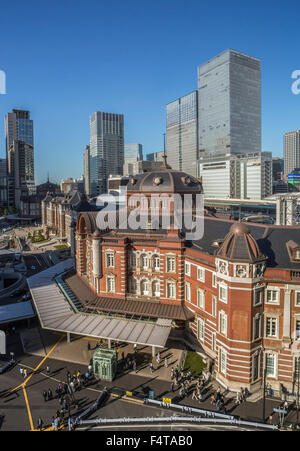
(262, 367), (267, 423)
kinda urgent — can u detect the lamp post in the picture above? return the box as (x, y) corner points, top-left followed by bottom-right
(262, 367), (267, 423)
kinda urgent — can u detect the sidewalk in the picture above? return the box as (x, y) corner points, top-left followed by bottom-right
(16, 327), (284, 426)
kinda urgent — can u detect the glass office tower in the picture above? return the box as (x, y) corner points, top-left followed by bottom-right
(89, 111), (124, 196)
(124, 143), (143, 160)
(166, 91), (198, 177)
(197, 49), (261, 159)
(5, 109), (35, 207)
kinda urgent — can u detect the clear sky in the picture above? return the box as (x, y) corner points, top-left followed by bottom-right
(0, 0), (299, 184)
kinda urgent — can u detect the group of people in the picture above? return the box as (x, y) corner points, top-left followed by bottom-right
(235, 386), (249, 405)
(149, 353), (169, 374)
(210, 387), (226, 412)
(37, 364), (94, 431)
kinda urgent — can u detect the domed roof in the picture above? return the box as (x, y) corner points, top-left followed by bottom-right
(217, 221), (265, 262)
(127, 157), (202, 194)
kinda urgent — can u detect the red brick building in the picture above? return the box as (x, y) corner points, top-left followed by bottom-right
(73, 162), (300, 395)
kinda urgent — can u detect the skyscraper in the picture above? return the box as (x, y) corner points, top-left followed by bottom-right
(5, 109), (34, 155)
(5, 109), (35, 207)
(124, 143), (143, 160)
(123, 143), (143, 176)
(197, 49), (261, 159)
(284, 130), (300, 175)
(89, 111), (124, 196)
(83, 145), (90, 196)
(166, 91), (198, 177)
(7, 140), (35, 207)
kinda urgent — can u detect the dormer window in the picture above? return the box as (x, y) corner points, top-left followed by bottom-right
(295, 249), (300, 260)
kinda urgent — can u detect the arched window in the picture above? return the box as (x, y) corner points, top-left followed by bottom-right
(141, 279), (149, 295)
(153, 255), (160, 271)
(128, 277), (136, 294)
(141, 254), (148, 271)
(152, 280), (160, 297)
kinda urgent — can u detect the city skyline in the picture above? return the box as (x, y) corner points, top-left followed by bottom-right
(0, 0), (300, 184)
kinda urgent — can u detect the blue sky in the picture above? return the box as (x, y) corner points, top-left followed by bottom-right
(0, 0), (299, 184)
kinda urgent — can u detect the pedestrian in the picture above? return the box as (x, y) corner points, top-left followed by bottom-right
(192, 389), (197, 400)
(133, 343), (137, 353)
(46, 365), (50, 375)
(88, 364), (92, 374)
(19, 367), (24, 377)
(23, 368), (27, 379)
(53, 416), (59, 431)
(171, 367), (175, 379)
(170, 382), (174, 392)
(164, 357), (168, 368)
(149, 362), (154, 373)
(48, 388), (53, 400)
(121, 351), (125, 361)
(211, 393), (215, 405)
(133, 359), (137, 373)
(156, 353), (160, 364)
(198, 392), (203, 403)
(68, 417), (74, 431)
(42, 390), (47, 402)
(37, 417), (43, 430)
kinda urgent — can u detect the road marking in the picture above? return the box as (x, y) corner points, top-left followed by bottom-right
(8, 335), (64, 431)
(22, 385), (34, 431)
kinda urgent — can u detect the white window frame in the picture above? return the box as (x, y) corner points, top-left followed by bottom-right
(185, 282), (191, 303)
(265, 288), (280, 305)
(166, 281), (176, 299)
(265, 316), (278, 338)
(212, 332), (216, 352)
(141, 254), (148, 271)
(219, 283), (228, 304)
(185, 262), (191, 276)
(253, 314), (261, 340)
(197, 266), (205, 282)
(106, 275), (116, 293)
(219, 348), (227, 375)
(219, 310), (227, 336)
(152, 280), (160, 297)
(295, 291), (300, 307)
(141, 279), (149, 296)
(254, 288), (263, 306)
(197, 318), (205, 342)
(106, 252), (115, 269)
(153, 255), (160, 271)
(265, 352), (277, 378)
(212, 272), (217, 288)
(197, 288), (205, 309)
(166, 256), (176, 273)
(212, 295), (217, 317)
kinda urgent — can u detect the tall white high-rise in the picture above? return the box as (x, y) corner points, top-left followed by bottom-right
(89, 111), (124, 196)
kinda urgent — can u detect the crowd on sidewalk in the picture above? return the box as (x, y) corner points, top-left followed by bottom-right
(36, 363), (94, 431)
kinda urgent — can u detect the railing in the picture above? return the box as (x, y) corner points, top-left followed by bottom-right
(77, 414), (278, 430)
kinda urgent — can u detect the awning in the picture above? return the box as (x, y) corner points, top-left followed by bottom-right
(0, 301), (35, 324)
(27, 259), (172, 348)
